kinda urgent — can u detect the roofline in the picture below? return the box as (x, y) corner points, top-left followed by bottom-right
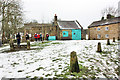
(57, 20), (82, 29)
(75, 20), (82, 29)
(57, 20), (77, 22)
(75, 20), (83, 29)
(88, 22), (120, 28)
(59, 28), (81, 30)
(24, 23), (52, 25)
(88, 17), (120, 28)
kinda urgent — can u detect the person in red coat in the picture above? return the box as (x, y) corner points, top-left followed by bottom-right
(46, 33), (49, 41)
(37, 34), (40, 41)
(34, 33), (37, 41)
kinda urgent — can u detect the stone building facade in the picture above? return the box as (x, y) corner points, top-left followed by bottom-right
(88, 17), (120, 40)
(24, 14), (83, 40)
(24, 23), (56, 40)
(56, 20), (82, 40)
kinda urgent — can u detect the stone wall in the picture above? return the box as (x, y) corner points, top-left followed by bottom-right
(88, 23), (119, 40)
(24, 24), (57, 40)
(82, 29), (88, 40)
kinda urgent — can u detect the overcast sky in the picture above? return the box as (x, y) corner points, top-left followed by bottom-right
(22, 0), (120, 29)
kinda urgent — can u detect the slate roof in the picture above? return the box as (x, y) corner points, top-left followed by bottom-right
(88, 17), (120, 28)
(57, 20), (82, 29)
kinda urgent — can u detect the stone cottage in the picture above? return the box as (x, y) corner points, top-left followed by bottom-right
(24, 14), (83, 40)
(56, 20), (82, 40)
(88, 17), (120, 40)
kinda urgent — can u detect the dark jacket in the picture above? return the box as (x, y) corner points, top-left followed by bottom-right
(16, 33), (21, 45)
(16, 33), (21, 40)
(26, 34), (29, 40)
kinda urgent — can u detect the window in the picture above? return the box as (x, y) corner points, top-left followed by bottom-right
(97, 28), (100, 31)
(105, 34), (109, 38)
(97, 34), (101, 39)
(52, 28), (53, 30)
(62, 31), (69, 37)
(105, 27), (109, 31)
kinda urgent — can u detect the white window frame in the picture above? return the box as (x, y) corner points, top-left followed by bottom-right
(97, 28), (100, 31)
(105, 26), (109, 31)
(105, 34), (109, 38)
(97, 34), (101, 39)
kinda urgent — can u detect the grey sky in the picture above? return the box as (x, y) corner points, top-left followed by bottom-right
(22, 0), (119, 29)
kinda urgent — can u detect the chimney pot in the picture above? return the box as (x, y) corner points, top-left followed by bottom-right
(54, 14), (57, 21)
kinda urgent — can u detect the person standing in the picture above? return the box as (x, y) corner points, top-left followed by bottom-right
(29, 34), (32, 41)
(40, 33), (42, 41)
(43, 34), (44, 41)
(16, 32), (21, 47)
(46, 33), (49, 41)
(34, 33), (37, 41)
(26, 33), (29, 40)
(37, 33), (40, 41)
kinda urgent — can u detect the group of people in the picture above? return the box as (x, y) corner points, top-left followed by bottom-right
(34, 33), (49, 41)
(25, 33), (49, 41)
(15, 32), (50, 47)
(34, 33), (42, 41)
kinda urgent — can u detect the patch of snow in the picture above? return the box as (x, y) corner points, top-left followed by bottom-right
(0, 40), (119, 79)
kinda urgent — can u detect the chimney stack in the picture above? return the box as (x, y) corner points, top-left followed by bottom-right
(107, 14), (112, 19)
(54, 14), (57, 21)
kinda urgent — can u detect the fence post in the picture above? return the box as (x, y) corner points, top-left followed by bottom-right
(70, 51), (80, 73)
(113, 37), (115, 42)
(27, 40), (30, 50)
(9, 39), (14, 51)
(97, 42), (102, 52)
(107, 39), (110, 45)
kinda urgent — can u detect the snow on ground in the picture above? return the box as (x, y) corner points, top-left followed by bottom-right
(0, 40), (119, 79)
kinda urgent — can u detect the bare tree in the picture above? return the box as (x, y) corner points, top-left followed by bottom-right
(8, 0), (23, 36)
(101, 6), (118, 20)
(0, 0), (11, 43)
(0, 0), (23, 43)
